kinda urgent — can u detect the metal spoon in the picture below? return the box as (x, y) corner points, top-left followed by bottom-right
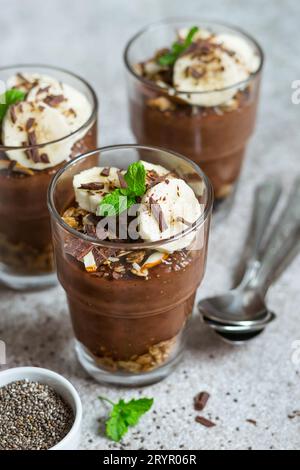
(199, 177), (300, 341)
(199, 180), (282, 326)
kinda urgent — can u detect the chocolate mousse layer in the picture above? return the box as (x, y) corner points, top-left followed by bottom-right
(129, 83), (260, 200)
(54, 232), (208, 373)
(0, 123), (97, 274)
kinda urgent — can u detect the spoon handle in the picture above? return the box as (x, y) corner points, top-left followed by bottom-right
(239, 180), (282, 287)
(251, 177), (300, 293)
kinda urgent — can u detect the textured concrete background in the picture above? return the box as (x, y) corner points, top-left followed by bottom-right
(0, 0), (300, 450)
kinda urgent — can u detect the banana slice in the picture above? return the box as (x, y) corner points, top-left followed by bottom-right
(2, 101), (72, 170)
(212, 33), (260, 74)
(173, 32), (259, 107)
(141, 160), (170, 176)
(73, 167), (122, 214)
(27, 81), (92, 132)
(138, 178), (202, 252)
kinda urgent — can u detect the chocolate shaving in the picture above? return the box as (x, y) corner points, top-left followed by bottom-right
(79, 182), (105, 191)
(194, 392), (210, 411)
(40, 153), (50, 163)
(25, 117), (35, 131)
(26, 131), (41, 163)
(44, 94), (65, 107)
(246, 419), (257, 426)
(37, 86), (51, 95)
(10, 105), (17, 124)
(146, 171), (173, 189)
(186, 66), (204, 79)
(64, 238), (93, 261)
(149, 197), (168, 232)
(16, 72), (28, 83)
(118, 171), (127, 189)
(100, 167), (110, 177)
(8, 160), (17, 172)
(92, 247), (117, 267)
(195, 416), (216, 428)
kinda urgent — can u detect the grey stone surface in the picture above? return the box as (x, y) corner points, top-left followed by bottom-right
(0, 0), (300, 450)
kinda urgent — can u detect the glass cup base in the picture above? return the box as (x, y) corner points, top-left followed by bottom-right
(75, 340), (183, 387)
(0, 264), (57, 291)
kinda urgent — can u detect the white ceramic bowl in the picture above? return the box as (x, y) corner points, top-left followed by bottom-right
(0, 367), (82, 450)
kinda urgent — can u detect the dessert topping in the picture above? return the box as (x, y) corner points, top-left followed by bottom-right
(139, 27), (260, 107)
(1, 72), (92, 170)
(173, 30), (260, 106)
(138, 177), (202, 252)
(3, 101), (71, 169)
(158, 26), (199, 66)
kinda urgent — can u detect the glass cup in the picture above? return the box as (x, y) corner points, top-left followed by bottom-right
(0, 65), (98, 289)
(48, 145), (213, 386)
(124, 19), (264, 217)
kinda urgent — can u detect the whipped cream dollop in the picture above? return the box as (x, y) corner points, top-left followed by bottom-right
(73, 161), (202, 252)
(173, 28), (261, 107)
(2, 73), (92, 170)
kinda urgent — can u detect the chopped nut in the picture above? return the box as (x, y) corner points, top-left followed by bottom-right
(92, 336), (178, 374)
(62, 216), (79, 229)
(114, 265), (126, 274)
(142, 251), (168, 271)
(147, 96), (175, 112)
(126, 250), (146, 264)
(62, 206), (88, 218)
(131, 267), (148, 278)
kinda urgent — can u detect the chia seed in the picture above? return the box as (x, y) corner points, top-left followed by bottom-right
(0, 379), (74, 450)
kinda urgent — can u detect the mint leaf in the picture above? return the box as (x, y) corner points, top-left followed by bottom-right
(0, 88), (26, 122)
(123, 161), (146, 197)
(106, 405), (129, 442)
(184, 26), (199, 47)
(158, 52), (177, 66)
(100, 397), (154, 442)
(158, 26), (199, 66)
(98, 161), (146, 216)
(119, 398), (154, 427)
(98, 190), (135, 217)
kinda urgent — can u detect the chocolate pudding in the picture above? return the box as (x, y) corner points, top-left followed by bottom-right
(0, 67), (97, 282)
(124, 20), (263, 206)
(49, 146), (212, 384)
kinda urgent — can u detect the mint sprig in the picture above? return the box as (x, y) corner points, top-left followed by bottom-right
(99, 396), (154, 442)
(158, 26), (199, 66)
(98, 161), (146, 217)
(0, 89), (26, 122)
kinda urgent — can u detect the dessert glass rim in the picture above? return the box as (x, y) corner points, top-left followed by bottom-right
(48, 144), (214, 250)
(123, 17), (264, 96)
(0, 63), (98, 151)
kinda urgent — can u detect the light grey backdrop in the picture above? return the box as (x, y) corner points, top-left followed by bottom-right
(1, 0), (300, 450)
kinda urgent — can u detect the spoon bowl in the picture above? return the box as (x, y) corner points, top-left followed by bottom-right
(198, 287), (270, 326)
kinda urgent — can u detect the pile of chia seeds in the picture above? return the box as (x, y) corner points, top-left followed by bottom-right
(0, 379), (74, 450)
